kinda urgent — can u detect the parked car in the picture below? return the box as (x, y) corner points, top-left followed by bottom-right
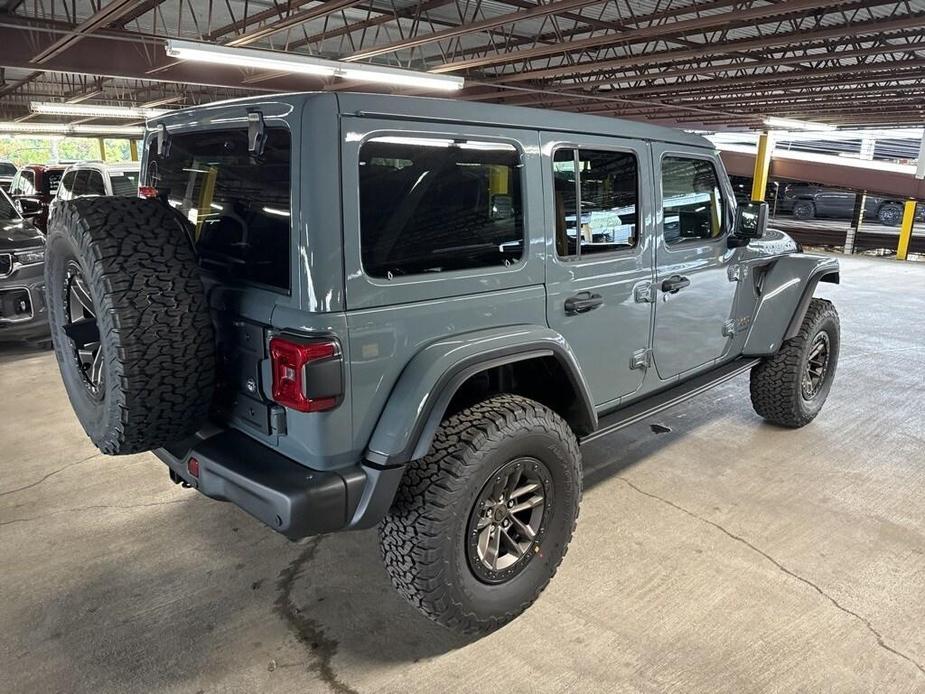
(49, 161), (141, 225)
(45, 93), (841, 635)
(778, 183), (924, 226)
(0, 187), (48, 345)
(0, 161), (17, 192)
(9, 164), (67, 232)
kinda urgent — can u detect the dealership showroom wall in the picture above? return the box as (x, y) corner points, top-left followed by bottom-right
(1, 1), (924, 692)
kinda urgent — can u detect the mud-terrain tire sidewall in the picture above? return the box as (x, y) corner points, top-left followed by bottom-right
(877, 203), (903, 226)
(792, 200), (814, 220)
(379, 395), (581, 634)
(45, 198), (215, 454)
(750, 298), (840, 428)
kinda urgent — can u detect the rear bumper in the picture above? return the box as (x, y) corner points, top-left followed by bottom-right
(154, 429), (404, 539)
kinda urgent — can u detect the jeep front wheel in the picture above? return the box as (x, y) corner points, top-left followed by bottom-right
(749, 298), (840, 428)
(378, 394), (581, 634)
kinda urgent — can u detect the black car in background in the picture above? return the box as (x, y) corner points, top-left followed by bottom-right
(0, 161), (16, 192)
(0, 188), (49, 346)
(778, 183), (923, 226)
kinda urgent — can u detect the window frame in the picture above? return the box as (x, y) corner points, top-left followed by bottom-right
(550, 144), (642, 262)
(356, 130), (530, 282)
(657, 150), (733, 250)
(17, 170), (36, 196)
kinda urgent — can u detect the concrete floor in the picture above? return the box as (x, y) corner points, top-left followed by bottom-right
(1, 253), (923, 693)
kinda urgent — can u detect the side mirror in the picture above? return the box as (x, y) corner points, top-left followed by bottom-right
(15, 197), (43, 218)
(732, 201), (768, 245)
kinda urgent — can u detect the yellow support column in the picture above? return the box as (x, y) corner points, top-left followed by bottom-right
(129, 139), (138, 161)
(750, 131), (774, 202)
(98, 137), (106, 161)
(896, 200), (917, 261)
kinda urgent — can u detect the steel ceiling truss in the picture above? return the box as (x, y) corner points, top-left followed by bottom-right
(0, 0), (921, 128)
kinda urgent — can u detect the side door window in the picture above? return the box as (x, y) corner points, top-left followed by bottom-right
(661, 156), (725, 244)
(542, 136), (653, 407)
(18, 170), (36, 196)
(58, 171), (77, 200)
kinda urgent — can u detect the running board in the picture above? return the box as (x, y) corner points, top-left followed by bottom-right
(581, 357), (761, 445)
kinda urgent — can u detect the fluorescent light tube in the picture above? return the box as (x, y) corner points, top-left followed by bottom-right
(165, 39), (464, 91)
(763, 117), (837, 132)
(0, 122), (145, 136)
(31, 102), (169, 119)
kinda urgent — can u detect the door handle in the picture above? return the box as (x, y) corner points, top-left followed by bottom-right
(661, 275), (691, 293)
(564, 292), (603, 315)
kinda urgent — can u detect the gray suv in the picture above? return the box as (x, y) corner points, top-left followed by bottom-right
(44, 93), (840, 635)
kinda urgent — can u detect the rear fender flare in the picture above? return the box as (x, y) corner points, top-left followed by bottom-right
(364, 326), (596, 467)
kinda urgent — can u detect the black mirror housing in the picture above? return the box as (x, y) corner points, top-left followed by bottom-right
(15, 197), (43, 218)
(734, 201), (768, 242)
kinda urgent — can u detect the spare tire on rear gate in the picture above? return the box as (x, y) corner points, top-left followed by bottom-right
(45, 197), (215, 455)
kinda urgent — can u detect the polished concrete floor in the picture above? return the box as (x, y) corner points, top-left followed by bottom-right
(1, 253), (923, 693)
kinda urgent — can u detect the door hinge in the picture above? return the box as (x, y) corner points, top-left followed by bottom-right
(722, 319), (736, 337)
(630, 348), (651, 370)
(633, 282), (656, 303)
(723, 316), (751, 337)
(728, 263), (747, 282)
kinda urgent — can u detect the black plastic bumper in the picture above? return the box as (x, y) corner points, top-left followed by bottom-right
(154, 429), (404, 539)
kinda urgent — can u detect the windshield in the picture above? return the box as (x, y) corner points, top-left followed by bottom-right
(110, 171), (139, 197)
(144, 127), (291, 291)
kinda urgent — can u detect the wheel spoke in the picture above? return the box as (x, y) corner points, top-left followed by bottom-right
(500, 529), (524, 558)
(70, 275), (95, 316)
(510, 482), (540, 499)
(483, 526), (501, 569)
(509, 514), (536, 541)
(90, 348), (103, 385)
(510, 493), (544, 515)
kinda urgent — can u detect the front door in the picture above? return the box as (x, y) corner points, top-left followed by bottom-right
(542, 133), (654, 408)
(651, 146), (739, 380)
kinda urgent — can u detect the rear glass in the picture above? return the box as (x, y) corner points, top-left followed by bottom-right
(43, 170), (63, 195)
(145, 127), (291, 291)
(110, 172), (139, 197)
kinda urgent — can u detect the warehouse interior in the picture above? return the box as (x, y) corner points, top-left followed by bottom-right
(1, 1), (923, 692)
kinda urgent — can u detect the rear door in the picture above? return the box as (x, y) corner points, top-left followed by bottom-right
(651, 145), (739, 380)
(541, 133), (654, 408)
(815, 190), (855, 218)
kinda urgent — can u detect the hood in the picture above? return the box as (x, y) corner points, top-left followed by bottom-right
(0, 217), (44, 251)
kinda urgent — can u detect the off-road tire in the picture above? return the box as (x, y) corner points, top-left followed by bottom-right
(750, 298), (839, 428)
(45, 197), (214, 454)
(877, 203), (903, 226)
(379, 394), (581, 635)
(791, 200), (815, 220)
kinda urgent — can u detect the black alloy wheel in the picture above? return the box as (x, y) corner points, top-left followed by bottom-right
(801, 331), (830, 400)
(62, 260), (103, 399)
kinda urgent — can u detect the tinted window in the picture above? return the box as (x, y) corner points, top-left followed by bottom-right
(72, 170), (89, 197)
(661, 157), (725, 244)
(16, 171), (35, 196)
(110, 171), (139, 196)
(43, 170), (63, 195)
(85, 171), (106, 196)
(358, 136), (523, 278)
(145, 127), (291, 291)
(553, 148), (638, 257)
(0, 163), (16, 176)
(0, 191), (17, 220)
(58, 171), (77, 200)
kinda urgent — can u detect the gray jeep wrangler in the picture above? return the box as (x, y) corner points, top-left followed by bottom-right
(45, 92), (840, 635)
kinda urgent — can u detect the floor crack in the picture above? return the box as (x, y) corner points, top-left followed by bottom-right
(616, 475), (925, 678)
(0, 498), (188, 528)
(0, 452), (102, 498)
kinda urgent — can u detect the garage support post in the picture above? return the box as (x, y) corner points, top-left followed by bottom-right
(97, 137), (106, 161)
(845, 192), (865, 255)
(896, 201), (916, 261)
(129, 139), (138, 161)
(750, 131), (774, 202)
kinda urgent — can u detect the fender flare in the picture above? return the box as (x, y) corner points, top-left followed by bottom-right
(364, 326), (596, 467)
(743, 254), (840, 356)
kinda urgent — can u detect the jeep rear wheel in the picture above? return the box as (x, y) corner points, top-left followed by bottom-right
(791, 200), (815, 220)
(877, 203), (903, 226)
(378, 394), (581, 634)
(45, 197), (215, 455)
(749, 298), (839, 428)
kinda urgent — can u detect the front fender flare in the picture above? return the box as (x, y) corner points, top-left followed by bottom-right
(364, 326), (596, 467)
(743, 254), (840, 356)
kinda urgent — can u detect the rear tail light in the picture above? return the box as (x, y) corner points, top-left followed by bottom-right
(138, 185), (158, 199)
(269, 336), (342, 413)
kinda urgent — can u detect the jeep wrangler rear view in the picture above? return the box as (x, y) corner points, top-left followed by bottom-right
(45, 93), (840, 634)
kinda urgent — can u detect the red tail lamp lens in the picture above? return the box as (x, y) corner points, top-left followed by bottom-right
(187, 457), (200, 478)
(138, 185), (159, 199)
(269, 337), (341, 413)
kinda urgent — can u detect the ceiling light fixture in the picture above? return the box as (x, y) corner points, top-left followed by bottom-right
(763, 117), (837, 132)
(164, 39), (464, 92)
(31, 101), (170, 119)
(0, 122), (145, 137)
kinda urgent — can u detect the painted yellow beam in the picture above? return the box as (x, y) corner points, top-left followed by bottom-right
(750, 131), (774, 202)
(896, 200), (917, 261)
(97, 137), (106, 161)
(129, 139), (138, 161)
